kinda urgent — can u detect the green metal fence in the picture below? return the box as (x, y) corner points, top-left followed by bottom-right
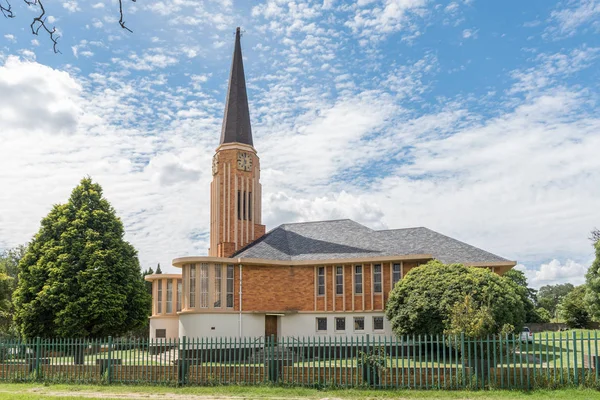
(0, 332), (598, 389)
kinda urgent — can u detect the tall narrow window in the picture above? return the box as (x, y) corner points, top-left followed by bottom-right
(214, 264), (222, 308)
(373, 264), (382, 293)
(336, 266), (343, 295)
(200, 263), (209, 308)
(248, 192), (252, 220)
(237, 191), (241, 220)
(317, 267), (325, 296)
(242, 192), (248, 219)
(226, 265), (234, 308)
(392, 263), (401, 287)
(157, 280), (163, 314)
(354, 265), (363, 294)
(166, 280), (173, 313)
(189, 265), (196, 308)
(177, 279), (182, 312)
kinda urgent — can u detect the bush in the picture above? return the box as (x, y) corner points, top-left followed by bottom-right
(559, 285), (591, 328)
(385, 260), (525, 337)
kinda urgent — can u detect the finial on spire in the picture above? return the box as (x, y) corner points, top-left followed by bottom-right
(220, 27), (253, 146)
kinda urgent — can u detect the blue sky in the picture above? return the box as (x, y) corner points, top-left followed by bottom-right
(1, 0), (599, 288)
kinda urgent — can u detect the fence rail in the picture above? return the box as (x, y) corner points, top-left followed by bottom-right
(0, 332), (599, 389)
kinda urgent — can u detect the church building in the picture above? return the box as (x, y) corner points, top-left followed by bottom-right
(145, 28), (516, 340)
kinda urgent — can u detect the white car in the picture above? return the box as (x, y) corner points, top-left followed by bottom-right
(520, 326), (534, 343)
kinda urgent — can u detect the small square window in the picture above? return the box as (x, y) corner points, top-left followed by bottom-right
(155, 329), (166, 339)
(316, 317), (327, 332)
(335, 317), (346, 331)
(373, 316), (384, 331)
(354, 317), (364, 331)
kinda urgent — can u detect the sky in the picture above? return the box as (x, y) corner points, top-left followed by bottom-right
(0, 0), (599, 289)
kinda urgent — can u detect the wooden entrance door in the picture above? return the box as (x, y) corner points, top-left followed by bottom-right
(265, 315), (278, 339)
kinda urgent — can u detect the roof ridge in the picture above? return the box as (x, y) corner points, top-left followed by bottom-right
(416, 227), (509, 261)
(280, 218), (357, 227)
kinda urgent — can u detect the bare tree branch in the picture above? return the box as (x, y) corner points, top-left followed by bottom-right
(24, 0), (60, 53)
(0, 1), (15, 18)
(1, 0), (136, 53)
(119, 0), (136, 33)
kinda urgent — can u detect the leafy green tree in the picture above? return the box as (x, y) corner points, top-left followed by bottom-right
(534, 307), (552, 323)
(537, 283), (575, 320)
(155, 263), (162, 274)
(142, 267), (154, 295)
(445, 295), (495, 338)
(13, 178), (151, 339)
(585, 231), (600, 319)
(385, 260), (525, 337)
(503, 269), (543, 322)
(559, 285), (591, 329)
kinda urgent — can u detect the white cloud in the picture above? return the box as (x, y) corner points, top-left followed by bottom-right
(516, 259), (589, 288)
(62, 1), (80, 13)
(345, 0), (429, 40)
(462, 28), (478, 39)
(547, 0), (600, 38)
(4, 34), (16, 43)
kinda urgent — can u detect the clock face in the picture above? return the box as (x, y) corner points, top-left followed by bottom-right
(237, 152), (253, 171)
(212, 155), (218, 175)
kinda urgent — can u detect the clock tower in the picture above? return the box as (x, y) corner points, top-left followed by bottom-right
(209, 27), (266, 258)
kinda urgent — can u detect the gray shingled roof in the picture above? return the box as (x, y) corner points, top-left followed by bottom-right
(220, 27), (253, 146)
(233, 219), (510, 264)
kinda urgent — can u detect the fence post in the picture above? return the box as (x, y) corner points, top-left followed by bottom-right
(572, 331), (578, 386)
(460, 333), (466, 389)
(107, 336), (113, 384)
(35, 337), (41, 380)
(366, 333), (371, 387)
(180, 336), (187, 386)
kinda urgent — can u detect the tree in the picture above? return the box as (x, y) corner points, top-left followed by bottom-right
(503, 269), (545, 322)
(559, 285), (591, 329)
(385, 260), (525, 337)
(585, 231), (600, 319)
(13, 177), (151, 339)
(142, 267), (154, 296)
(155, 263), (162, 274)
(0, 245), (26, 336)
(0, 0), (136, 53)
(534, 307), (552, 323)
(537, 283), (575, 320)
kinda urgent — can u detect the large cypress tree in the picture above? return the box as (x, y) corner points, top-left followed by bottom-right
(13, 178), (151, 339)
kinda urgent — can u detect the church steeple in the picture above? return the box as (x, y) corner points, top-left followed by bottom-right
(220, 27), (253, 146)
(209, 27), (265, 258)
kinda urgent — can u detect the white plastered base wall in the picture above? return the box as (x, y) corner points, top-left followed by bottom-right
(177, 312), (393, 338)
(149, 316), (180, 340)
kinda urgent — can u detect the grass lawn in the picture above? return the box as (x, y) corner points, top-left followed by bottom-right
(0, 384), (599, 400)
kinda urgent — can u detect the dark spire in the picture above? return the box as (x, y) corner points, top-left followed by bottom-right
(220, 27), (253, 146)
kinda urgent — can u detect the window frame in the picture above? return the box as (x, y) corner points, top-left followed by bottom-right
(392, 263), (401, 287)
(226, 265), (234, 308)
(214, 264), (222, 308)
(176, 279), (182, 312)
(354, 316), (365, 332)
(335, 317), (346, 332)
(166, 279), (173, 314)
(189, 264), (196, 308)
(335, 266), (343, 295)
(157, 279), (163, 314)
(354, 265), (363, 294)
(200, 263), (209, 308)
(155, 329), (166, 339)
(317, 267), (325, 296)
(373, 264), (382, 293)
(316, 317), (327, 332)
(373, 316), (384, 332)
